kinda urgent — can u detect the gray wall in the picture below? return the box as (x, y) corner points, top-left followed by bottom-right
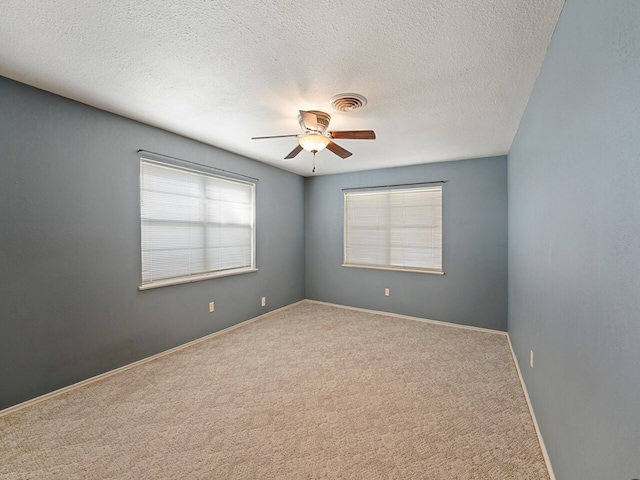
(508, 1), (640, 478)
(0, 77), (306, 410)
(305, 156), (508, 331)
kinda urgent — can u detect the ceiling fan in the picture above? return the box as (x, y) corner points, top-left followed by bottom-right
(251, 110), (375, 168)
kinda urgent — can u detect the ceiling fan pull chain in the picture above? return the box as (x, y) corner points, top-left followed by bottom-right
(312, 152), (316, 173)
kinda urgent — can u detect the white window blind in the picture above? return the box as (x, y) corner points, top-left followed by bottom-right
(140, 159), (256, 290)
(344, 186), (443, 273)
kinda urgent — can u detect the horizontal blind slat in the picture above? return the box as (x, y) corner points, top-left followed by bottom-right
(344, 186), (442, 272)
(141, 159), (255, 286)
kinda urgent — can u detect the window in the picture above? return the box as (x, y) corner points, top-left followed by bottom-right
(343, 186), (443, 274)
(140, 158), (256, 290)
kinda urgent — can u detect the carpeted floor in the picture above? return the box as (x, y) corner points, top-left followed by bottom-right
(0, 302), (549, 479)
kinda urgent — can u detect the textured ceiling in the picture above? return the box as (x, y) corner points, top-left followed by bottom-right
(0, 0), (564, 176)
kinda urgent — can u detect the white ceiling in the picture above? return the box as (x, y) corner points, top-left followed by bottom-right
(0, 0), (564, 177)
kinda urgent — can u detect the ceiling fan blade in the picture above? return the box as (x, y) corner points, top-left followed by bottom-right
(329, 130), (376, 140)
(299, 110), (318, 131)
(326, 140), (352, 159)
(284, 144), (304, 159)
(251, 134), (299, 140)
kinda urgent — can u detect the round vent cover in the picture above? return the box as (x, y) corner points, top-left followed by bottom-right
(330, 93), (368, 112)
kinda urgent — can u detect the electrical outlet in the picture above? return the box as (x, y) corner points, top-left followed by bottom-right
(209, 302), (215, 313)
(384, 288), (390, 296)
(261, 296), (266, 307)
(530, 350), (534, 368)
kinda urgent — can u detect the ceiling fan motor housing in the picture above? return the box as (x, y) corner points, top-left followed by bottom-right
(299, 110), (331, 134)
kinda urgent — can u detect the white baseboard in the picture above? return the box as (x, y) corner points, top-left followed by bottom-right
(0, 300), (305, 418)
(506, 334), (556, 480)
(306, 300), (554, 476)
(2, 298), (554, 478)
(304, 299), (508, 336)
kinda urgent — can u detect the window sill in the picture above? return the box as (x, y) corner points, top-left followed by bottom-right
(342, 264), (444, 275)
(139, 267), (258, 291)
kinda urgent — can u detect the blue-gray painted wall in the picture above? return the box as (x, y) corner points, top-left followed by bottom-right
(0, 77), (306, 410)
(508, 1), (640, 478)
(305, 157), (508, 331)
(1, 73), (509, 412)
(8, 6), (638, 474)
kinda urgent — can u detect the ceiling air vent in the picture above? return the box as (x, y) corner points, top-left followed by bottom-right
(330, 93), (367, 112)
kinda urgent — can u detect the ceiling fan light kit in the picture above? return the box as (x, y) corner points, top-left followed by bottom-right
(298, 133), (330, 153)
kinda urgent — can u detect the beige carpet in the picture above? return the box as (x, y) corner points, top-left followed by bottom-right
(0, 302), (549, 479)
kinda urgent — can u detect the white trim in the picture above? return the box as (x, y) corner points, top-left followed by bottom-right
(506, 334), (556, 480)
(306, 300), (552, 475)
(303, 299), (507, 336)
(139, 268), (258, 290)
(2, 298), (553, 479)
(0, 301), (305, 418)
(341, 264), (445, 275)
(0, 300), (515, 419)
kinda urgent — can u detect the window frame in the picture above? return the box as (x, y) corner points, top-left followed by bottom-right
(139, 158), (257, 290)
(343, 185), (444, 275)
